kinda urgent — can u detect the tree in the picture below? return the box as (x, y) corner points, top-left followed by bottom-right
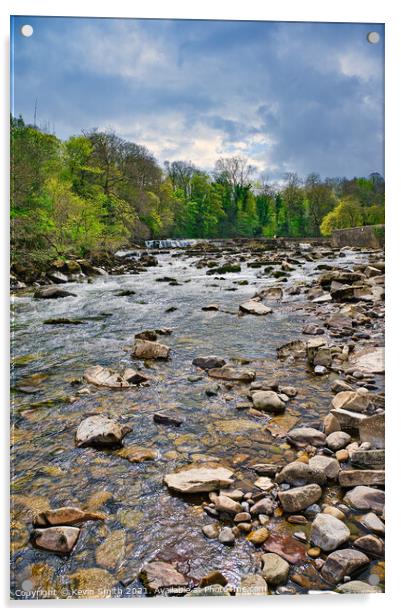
(320, 197), (364, 235)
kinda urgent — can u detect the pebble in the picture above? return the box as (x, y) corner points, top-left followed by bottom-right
(335, 449), (349, 462)
(247, 527), (269, 545)
(202, 523), (220, 539)
(325, 431), (352, 451)
(307, 547), (321, 558)
(218, 527), (235, 545)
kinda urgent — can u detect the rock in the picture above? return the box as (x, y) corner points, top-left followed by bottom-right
(220, 488), (244, 500)
(337, 580), (382, 593)
(276, 461), (326, 486)
(336, 449), (349, 462)
(96, 529), (125, 570)
(239, 300), (272, 315)
(237, 574), (268, 595)
(164, 466), (234, 493)
(208, 366), (255, 382)
(309, 455), (340, 480)
(261, 553), (290, 585)
(339, 470), (385, 487)
(33, 507), (105, 527)
(202, 523), (220, 539)
(153, 411), (183, 427)
(84, 365), (148, 388)
(331, 391), (376, 413)
(33, 286), (77, 299)
(192, 356), (226, 370)
(68, 568), (117, 598)
(354, 534), (384, 556)
(234, 512), (251, 523)
(287, 428), (326, 448)
(278, 484), (322, 512)
(213, 495), (243, 515)
(132, 339), (170, 360)
(303, 324), (324, 335)
(30, 526), (80, 553)
(201, 304), (220, 311)
(323, 413), (342, 435)
(218, 527), (235, 544)
(248, 528), (269, 545)
(350, 449), (384, 469)
(310, 514), (350, 551)
(360, 512), (385, 534)
(277, 340), (306, 360)
(359, 413), (385, 449)
(314, 365), (327, 375)
(139, 561), (187, 594)
(350, 347), (384, 374)
(250, 497), (275, 515)
(311, 348), (332, 368)
(326, 431), (352, 451)
(199, 571), (228, 588)
(321, 549), (370, 584)
(287, 515), (308, 524)
(119, 446), (158, 463)
(250, 378), (279, 392)
(263, 534), (307, 564)
(330, 408), (366, 432)
(254, 477), (274, 491)
(280, 386), (298, 397)
(331, 380), (354, 394)
(75, 415), (132, 448)
(250, 463), (282, 476)
(251, 390), (285, 413)
(237, 522), (252, 533)
(308, 547), (321, 558)
(134, 329), (157, 341)
(322, 506), (345, 520)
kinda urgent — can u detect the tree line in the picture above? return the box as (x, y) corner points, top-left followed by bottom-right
(11, 116), (385, 264)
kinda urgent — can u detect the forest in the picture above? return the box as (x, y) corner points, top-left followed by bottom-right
(11, 116), (385, 266)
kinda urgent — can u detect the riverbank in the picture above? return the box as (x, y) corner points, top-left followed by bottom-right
(10, 239), (385, 598)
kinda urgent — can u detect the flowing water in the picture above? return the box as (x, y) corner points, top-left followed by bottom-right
(10, 247), (384, 598)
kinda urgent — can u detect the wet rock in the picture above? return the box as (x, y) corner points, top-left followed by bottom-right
(250, 463), (282, 476)
(33, 507), (105, 527)
(350, 449), (384, 469)
(213, 495), (243, 515)
(234, 512), (251, 523)
(263, 534), (307, 564)
(280, 385), (298, 397)
(261, 553), (289, 585)
(208, 366), (255, 382)
(330, 408), (366, 432)
(248, 527), (270, 545)
(287, 427), (326, 448)
(135, 329), (158, 341)
(339, 470), (385, 487)
(139, 561), (187, 594)
(84, 365), (148, 388)
(350, 347), (384, 374)
(353, 534), (384, 556)
(322, 506), (345, 520)
(201, 304), (220, 311)
(119, 446), (158, 463)
(96, 529), (126, 570)
(251, 390), (285, 413)
(30, 526), (80, 553)
(220, 488), (244, 500)
(278, 484), (322, 512)
(254, 477), (274, 491)
(336, 580), (382, 593)
(277, 339), (306, 360)
(199, 571), (228, 588)
(311, 514), (350, 551)
(314, 365), (328, 375)
(323, 413), (342, 435)
(238, 574), (268, 595)
(202, 523), (220, 539)
(164, 466), (234, 493)
(331, 391), (376, 413)
(192, 356), (226, 370)
(336, 449), (349, 462)
(302, 324), (325, 335)
(153, 411), (183, 427)
(331, 379), (354, 394)
(250, 497), (275, 515)
(360, 512), (385, 534)
(309, 455), (340, 480)
(359, 413), (385, 449)
(44, 317), (85, 325)
(33, 286), (77, 299)
(276, 461), (326, 486)
(287, 515), (308, 524)
(75, 415), (132, 448)
(132, 339), (170, 360)
(326, 431), (352, 451)
(239, 300), (272, 315)
(218, 527), (235, 544)
(321, 549), (370, 584)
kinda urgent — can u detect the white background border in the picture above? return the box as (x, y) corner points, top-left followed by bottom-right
(1, 0), (400, 613)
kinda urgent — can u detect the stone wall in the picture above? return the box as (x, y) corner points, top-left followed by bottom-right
(331, 225), (385, 249)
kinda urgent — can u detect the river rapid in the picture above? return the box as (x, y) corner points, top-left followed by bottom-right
(10, 243), (385, 598)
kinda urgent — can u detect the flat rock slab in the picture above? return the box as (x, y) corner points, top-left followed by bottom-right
(84, 365), (148, 388)
(344, 486), (385, 514)
(153, 411), (184, 427)
(350, 347), (384, 374)
(350, 449), (385, 469)
(337, 580), (382, 594)
(339, 470), (385, 487)
(139, 561), (187, 594)
(31, 526), (80, 553)
(75, 415), (131, 448)
(263, 533), (307, 564)
(34, 506), (105, 527)
(239, 300), (273, 315)
(164, 466), (234, 493)
(208, 366), (255, 382)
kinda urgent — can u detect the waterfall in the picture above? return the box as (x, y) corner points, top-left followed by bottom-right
(144, 239), (197, 249)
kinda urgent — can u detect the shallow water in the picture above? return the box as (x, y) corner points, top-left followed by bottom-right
(10, 247), (384, 598)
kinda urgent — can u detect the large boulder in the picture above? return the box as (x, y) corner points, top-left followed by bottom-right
(278, 484), (322, 512)
(208, 366), (255, 382)
(311, 514), (350, 551)
(251, 390), (285, 413)
(132, 339), (170, 360)
(261, 553), (289, 585)
(30, 526), (80, 553)
(164, 466), (234, 494)
(344, 486), (385, 514)
(75, 415), (131, 448)
(139, 561), (187, 594)
(321, 549), (370, 584)
(287, 428), (326, 448)
(275, 461), (326, 486)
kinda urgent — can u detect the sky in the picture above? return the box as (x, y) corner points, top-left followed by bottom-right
(11, 16), (384, 181)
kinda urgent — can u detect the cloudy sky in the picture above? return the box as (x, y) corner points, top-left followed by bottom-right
(11, 16), (384, 180)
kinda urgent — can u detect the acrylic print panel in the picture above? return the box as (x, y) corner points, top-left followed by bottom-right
(10, 16), (385, 599)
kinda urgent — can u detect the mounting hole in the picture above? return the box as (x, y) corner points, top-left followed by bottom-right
(367, 31), (380, 44)
(21, 24), (33, 37)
